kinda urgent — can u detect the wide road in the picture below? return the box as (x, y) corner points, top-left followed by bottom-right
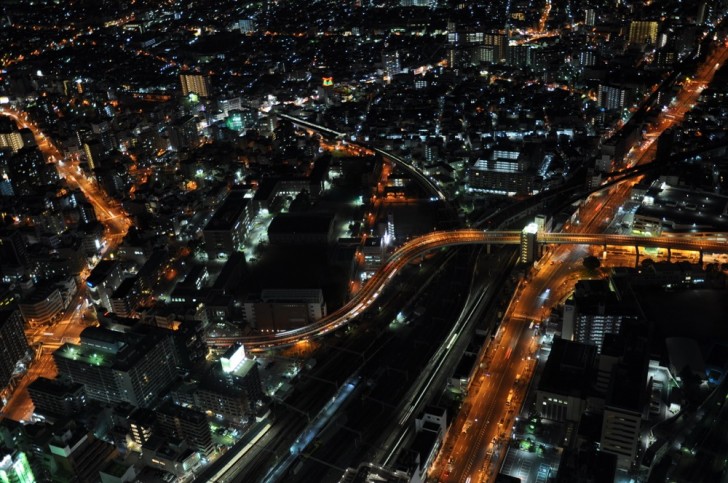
(0, 108), (131, 421)
(432, 38), (728, 483)
(0, 109), (129, 235)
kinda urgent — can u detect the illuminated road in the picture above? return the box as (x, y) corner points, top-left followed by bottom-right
(209, 229), (726, 350)
(433, 39), (728, 483)
(0, 108), (131, 421)
(275, 113), (449, 203)
(0, 108), (131, 251)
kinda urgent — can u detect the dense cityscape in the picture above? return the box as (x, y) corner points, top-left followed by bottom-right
(0, 0), (727, 482)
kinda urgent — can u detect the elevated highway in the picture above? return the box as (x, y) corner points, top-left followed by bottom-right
(209, 229), (727, 350)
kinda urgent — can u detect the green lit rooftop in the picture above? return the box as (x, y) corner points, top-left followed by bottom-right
(55, 343), (114, 368)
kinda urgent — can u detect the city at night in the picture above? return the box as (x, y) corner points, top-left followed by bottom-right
(0, 1), (728, 482)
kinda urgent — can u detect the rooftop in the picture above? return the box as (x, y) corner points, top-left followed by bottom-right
(636, 183), (728, 233)
(205, 190), (250, 231)
(538, 339), (598, 398)
(267, 212), (335, 235)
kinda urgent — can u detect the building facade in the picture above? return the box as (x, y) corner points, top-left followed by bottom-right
(53, 327), (179, 408)
(0, 309), (30, 389)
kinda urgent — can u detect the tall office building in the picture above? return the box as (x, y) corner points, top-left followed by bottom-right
(53, 327), (179, 408)
(468, 145), (536, 195)
(628, 21), (659, 46)
(179, 74), (211, 98)
(598, 334), (648, 469)
(0, 308), (30, 389)
(535, 339), (597, 422)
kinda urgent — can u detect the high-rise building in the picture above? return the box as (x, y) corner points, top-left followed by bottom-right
(382, 50), (402, 78)
(183, 344), (263, 423)
(597, 84), (629, 111)
(562, 279), (639, 353)
(109, 277), (140, 317)
(361, 237), (385, 270)
(179, 74), (211, 98)
(127, 408), (156, 448)
(519, 223), (538, 264)
(236, 18), (255, 33)
(166, 114), (198, 151)
(86, 260), (124, 312)
(484, 33), (509, 63)
(0, 229), (29, 267)
(0, 450), (36, 483)
(0, 308), (30, 390)
(82, 140), (104, 171)
(0, 118), (25, 153)
(508, 44), (533, 67)
(628, 21), (659, 46)
(156, 402), (215, 456)
(53, 327), (179, 408)
(400, 0), (436, 5)
(468, 145), (537, 195)
(585, 8), (596, 26)
(203, 189), (252, 258)
(48, 421), (117, 483)
(696, 1), (710, 25)
(598, 334), (648, 469)
(535, 339), (598, 422)
(18, 285), (65, 327)
(0, 131), (24, 153)
(9, 147), (46, 194)
(27, 378), (87, 418)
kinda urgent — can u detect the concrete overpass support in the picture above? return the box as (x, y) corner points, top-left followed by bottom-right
(699, 250), (703, 265)
(635, 245), (640, 268)
(667, 247), (671, 262)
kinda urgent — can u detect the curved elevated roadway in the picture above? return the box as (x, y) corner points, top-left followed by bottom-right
(209, 229), (727, 350)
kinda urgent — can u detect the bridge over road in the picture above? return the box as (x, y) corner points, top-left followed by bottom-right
(209, 229), (727, 351)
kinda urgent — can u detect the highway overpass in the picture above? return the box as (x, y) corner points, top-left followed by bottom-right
(209, 229), (728, 350)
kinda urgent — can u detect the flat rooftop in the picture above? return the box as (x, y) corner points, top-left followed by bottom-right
(205, 190), (249, 231)
(636, 183), (728, 233)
